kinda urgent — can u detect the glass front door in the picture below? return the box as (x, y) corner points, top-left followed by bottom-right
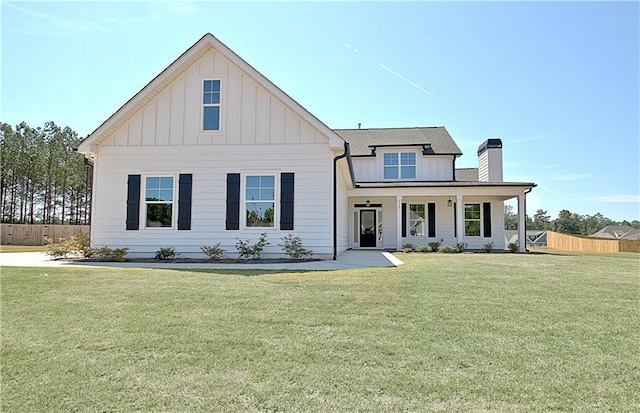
(360, 209), (377, 248)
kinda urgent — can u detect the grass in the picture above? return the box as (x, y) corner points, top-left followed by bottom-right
(1, 252), (638, 412)
(0, 245), (47, 253)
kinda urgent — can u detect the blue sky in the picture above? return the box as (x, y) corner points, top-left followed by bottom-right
(2, 1), (639, 221)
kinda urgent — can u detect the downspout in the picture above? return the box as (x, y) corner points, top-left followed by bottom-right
(333, 142), (351, 260)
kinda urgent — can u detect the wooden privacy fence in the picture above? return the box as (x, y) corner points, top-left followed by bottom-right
(1, 224), (90, 246)
(547, 231), (640, 253)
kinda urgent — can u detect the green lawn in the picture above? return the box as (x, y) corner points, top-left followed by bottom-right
(1, 252), (638, 412)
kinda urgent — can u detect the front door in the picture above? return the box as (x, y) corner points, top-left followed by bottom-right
(360, 209), (377, 248)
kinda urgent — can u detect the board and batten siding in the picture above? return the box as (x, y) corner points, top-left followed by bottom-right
(104, 49), (327, 148)
(351, 155), (453, 182)
(91, 144), (334, 258)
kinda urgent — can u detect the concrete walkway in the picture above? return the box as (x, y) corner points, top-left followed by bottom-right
(0, 250), (403, 271)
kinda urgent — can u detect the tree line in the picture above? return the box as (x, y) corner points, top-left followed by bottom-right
(1, 121), (91, 225)
(505, 206), (640, 235)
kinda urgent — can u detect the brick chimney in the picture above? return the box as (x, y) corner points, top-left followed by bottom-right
(477, 138), (503, 182)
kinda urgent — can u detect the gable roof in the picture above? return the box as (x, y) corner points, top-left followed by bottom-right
(590, 225), (640, 240)
(333, 127), (462, 157)
(77, 33), (345, 154)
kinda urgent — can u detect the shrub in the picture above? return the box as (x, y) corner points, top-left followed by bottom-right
(45, 234), (92, 259)
(428, 241), (441, 252)
(507, 242), (519, 252)
(456, 242), (468, 253)
(439, 245), (457, 253)
(201, 243), (225, 261)
(483, 242), (494, 253)
(93, 246), (129, 262)
(155, 246), (178, 260)
(236, 232), (269, 259)
(278, 234), (313, 259)
(416, 244), (432, 253)
(402, 243), (415, 253)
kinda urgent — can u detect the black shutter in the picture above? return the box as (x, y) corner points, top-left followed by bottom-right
(280, 173), (295, 230)
(126, 175), (141, 230)
(226, 173), (240, 230)
(428, 203), (436, 237)
(401, 203), (407, 237)
(453, 203), (457, 237)
(177, 174), (192, 230)
(483, 202), (492, 238)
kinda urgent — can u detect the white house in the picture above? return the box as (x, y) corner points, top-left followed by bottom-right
(77, 33), (535, 259)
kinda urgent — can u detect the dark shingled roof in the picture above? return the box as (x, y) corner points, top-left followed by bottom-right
(333, 127), (462, 157)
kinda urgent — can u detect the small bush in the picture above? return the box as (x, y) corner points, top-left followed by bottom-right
(483, 242), (494, 253)
(236, 232), (269, 259)
(440, 245), (457, 253)
(279, 234), (313, 259)
(416, 244), (432, 253)
(201, 243), (225, 261)
(428, 241), (441, 252)
(402, 243), (415, 253)
(45, 234), (92, 259)
(155, 246), (178, 260)
(507, 242), (519, 252)
(456, 242), (468, 253)
(93, 246), (129, 262)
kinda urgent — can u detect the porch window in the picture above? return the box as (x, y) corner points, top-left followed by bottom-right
(384, 152), (416, 179)
(464, 203), (481, 236)
(409, 204), (425, 236)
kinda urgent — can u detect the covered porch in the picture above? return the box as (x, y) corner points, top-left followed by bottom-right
(345, 184), (534, 253)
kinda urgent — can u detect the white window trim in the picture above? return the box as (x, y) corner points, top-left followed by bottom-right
(408, 203), (426, 237)
(241, 173), (278, 230)
(464, 203), (482, 237)
(201, 78), (223, 133)
(381, 150), (418, 180)
(142, 173), (178, 231)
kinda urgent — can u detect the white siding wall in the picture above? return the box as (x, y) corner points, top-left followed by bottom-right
(351, 154), (453, 181)
(478, 149), (503, 182)
(92, 144), (334, 258)
(336, 162), (351, 256)
(103, 49), (327, 148)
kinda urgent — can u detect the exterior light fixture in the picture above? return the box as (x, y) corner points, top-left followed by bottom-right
(447, 197), (453, 207)
(366, 199), (371, 207)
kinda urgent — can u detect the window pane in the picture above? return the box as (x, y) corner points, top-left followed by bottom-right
(146, 177), (159, 189)
(246, 176), (261, 188)
(409, 204), (425, 236)
(246, 189), (260, 201)
(384, 167), (398, 179)
(465, 221), (480, 236)
(246, 202), (274, 227)
(401, 166), (416, 179)
(212, 80), (220, 92)
(465, 204), (480, 219)
(260, 188), (274, 200)
(261, 175), (275, 187)
(146, 204), (172, 227)
(401, 152), (416, 165)
(160, 177), (173, 189)
(384, 153), (398, 166)
(204, 80), (213, 92)
(159, 190), (173, 202)
(203, 106), (220, 130)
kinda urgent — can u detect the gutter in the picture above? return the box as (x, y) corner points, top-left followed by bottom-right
(333, 142), (351, 260)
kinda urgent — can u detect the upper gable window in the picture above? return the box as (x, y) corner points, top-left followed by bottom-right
(384, 152), (416, 179)
(202, 79), (221, 131)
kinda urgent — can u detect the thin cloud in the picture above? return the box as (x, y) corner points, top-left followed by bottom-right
(588, 194), (640, 203)
(550, 173), (592, 181)
(376, 62), (439, 99)
(4, 2), (108, 35)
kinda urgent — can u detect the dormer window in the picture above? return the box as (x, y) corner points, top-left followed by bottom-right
(384, 152), (416, 179)
(202, 79), (221, 131)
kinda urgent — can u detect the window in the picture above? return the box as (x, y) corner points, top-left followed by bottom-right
(145, 176), (174, 228)
(409, 204), (425, 236)
(464, 203), (481, 236)
(245, 175), (275, 227)
(384, 152), (416, 179)
(202, 79), (221, 131)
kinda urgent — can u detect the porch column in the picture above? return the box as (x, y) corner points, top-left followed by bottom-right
(517, 191), (526, 252)
(456, 195), (464, 244)
(396, 195), (403, 251)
